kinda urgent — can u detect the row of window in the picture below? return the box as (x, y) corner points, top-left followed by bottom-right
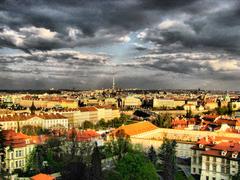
(205, 164), (230, 174)
(206, 176), (225, 180)
(15, 150), (23, 157)
(10, 159), (25, 169)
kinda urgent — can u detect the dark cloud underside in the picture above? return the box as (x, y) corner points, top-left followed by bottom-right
(0, 0), (240, 89)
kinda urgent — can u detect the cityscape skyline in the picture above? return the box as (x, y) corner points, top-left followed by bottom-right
(1, 0), (240, 90)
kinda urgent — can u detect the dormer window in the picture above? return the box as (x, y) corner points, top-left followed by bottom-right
(221, 150), (227, 156)
(199, 144), (204, 148)
(232, 152), (238, 158)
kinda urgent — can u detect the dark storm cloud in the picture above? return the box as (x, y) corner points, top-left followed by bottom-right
(138, 0), (240, 54)
(0, 0), (151, 52)
(1, 0), (240, 54)
(139, 0), (199, 10)
(1, 0), (240, 89)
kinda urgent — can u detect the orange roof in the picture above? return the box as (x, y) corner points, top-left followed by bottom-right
(112, 121), (158, 136)
(79, 106), (98, 112)
(31, 173), (55, 180)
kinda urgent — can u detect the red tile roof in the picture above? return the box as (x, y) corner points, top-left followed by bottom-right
(214, 119), (236, 126)
(79, 106), (98, 112)
(2, 130), (47, 148)
(0, 113), (66, 122)
(31, 173), (55, 180)
(66, 129), (100, 142)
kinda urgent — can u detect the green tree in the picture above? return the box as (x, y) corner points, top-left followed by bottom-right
(147, 145), (157, 165)
(21, 125), (43, 135)
(110, 118), (122, 128)
(115, 152), (158, 180)
(158, 138), (177, 180)
(82, 121), (94, 129)
(186, 110), (192, 118)
(104, 132), (132, 162)
(96, 119), (107, 129)
(89, 143), (102, 180)
(119, 114), (130, 124)
(163, 113), (171, 128)
(26, 145), (46, 173)
(26, 139), (65, 174)
(61, 161), (89, 180)
(152, 113), (172, 128)
(152, 115), (164, 127)
(215, 106), (232, 115)
(104, 170), (122, 180)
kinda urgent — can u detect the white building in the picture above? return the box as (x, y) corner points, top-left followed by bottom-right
(191, 136), (240, 180)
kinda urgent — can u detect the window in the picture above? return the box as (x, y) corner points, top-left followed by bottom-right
(15, 151), (18, 157)
(199, 156), (202, 164)
(193, 168), (196, 173)
(206, 156), (209, 161)
(213, 165), (216, 172)
(15, 161), (18, 168)
(213, 157), (216, 162)
(221, 165), (226, 173)
(206, 176), (209, 180)
(193, 157), (197, 164)
(221, 158), (225, 163)
(206, 164), (210, 171)
(213, 178), (216, 180)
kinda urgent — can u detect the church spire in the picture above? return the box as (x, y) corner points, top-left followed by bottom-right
(30, 101), (36, 115)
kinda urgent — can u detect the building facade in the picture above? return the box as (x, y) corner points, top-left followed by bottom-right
(191, 137), (240, 180)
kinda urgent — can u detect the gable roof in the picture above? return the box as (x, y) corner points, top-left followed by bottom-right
(112, 121), (158, 136)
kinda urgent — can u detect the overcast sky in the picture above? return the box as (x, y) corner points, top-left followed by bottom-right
(1, 0), (240, 90)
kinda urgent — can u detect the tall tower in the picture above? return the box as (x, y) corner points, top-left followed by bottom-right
(112, 75), (115, 90)
(112, 66), (116, 91)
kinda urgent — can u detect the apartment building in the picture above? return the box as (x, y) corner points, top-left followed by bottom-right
(153, 98), (186, 109)
(58, 106), (120, 127)
(153, 98), (175, 109)
(0, 113), (68, 130)
(122, 96), (142, 108)
(2, 130), (47, 173)
(191, 136), (240, 180)
(17, 97), (78, 109)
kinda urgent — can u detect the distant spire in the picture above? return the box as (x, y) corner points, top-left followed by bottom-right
(30, 101), (36, 115)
